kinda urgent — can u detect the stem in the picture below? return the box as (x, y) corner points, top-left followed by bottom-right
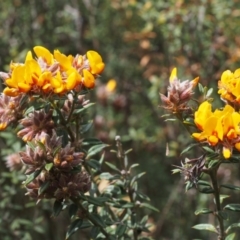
(70, 198), (111, 239)
(209, 166), (225, 240)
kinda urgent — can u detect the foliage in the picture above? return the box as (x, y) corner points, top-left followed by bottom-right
(1, 0), (240, 239)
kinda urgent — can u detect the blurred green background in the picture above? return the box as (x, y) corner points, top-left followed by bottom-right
(1, 0), (240, 239)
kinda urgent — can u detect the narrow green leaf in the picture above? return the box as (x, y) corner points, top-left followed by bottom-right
(129, 163), (139, 171)
(68, 204), (78, 219)
(195, 208), (213, 215)
(197, 180), (211, 187)
(45, 163), (53, 171)
(86, 144), (109, 159)
(226, 233), (236, 240)
(74, 102), (95, 114)
(38, 181), (50, 195)
(105, 161), (121, 173)
(53, 200), (63, 217)
(164, 118), (176, 122)
(99, 172), (120, 180)
(208, 160), (219, 168)
(192, 224), (218, 233)
(220, 195), (230, 204)
(89, 213), (106, 228)
(224, 204), (240, 212)
(130, 172), (146, 187)
(226, 223), (240, 234)
(24, 169), (42, 185)
(180, 143), (199, 155)
(86, 159), (101, 171)
(82, 196), (109, 206)
(65, 218), (83, 239)
(140, 203), (159, 212)
(221, 184), (240, 191)
(82, 138), (103, 146)
(203, 146), (215, 153)
(79, 220), (92, 229)
(199, 187), (214, 194)
(206, 88), (213, 98)
(116, 224), (127, 237)
(172, 169), (182, 174)
(80, 122), (93, 134)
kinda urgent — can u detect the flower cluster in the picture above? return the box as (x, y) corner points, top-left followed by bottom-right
(0, 94), (24, 130)
(19, 131), (90, 200)
(0, 46), (105, 97)
(192, 101), (240, 159)
(160, 68), (199, 113)
(218, 69), (240, 106)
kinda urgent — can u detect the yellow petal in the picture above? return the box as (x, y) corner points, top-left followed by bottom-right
(3, 87), (19, 97)
(223, 147), (231, 159)
(87, 50), (105, 74)
(66, 71), (78, 90)
(25, 51), (33, 62)
(83, 69), (95, 88)
(54, 50), (72, 71)
(169, 68), (177, 82)
(33, 46), (53, 65)
(106, 79), (117, 92)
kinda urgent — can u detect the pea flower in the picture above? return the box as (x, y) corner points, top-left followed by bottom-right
(192, 101), (240, 159)
(0, 46), (105, 96)
(218, 68), (240, 106)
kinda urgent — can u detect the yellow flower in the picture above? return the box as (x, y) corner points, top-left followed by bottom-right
(192, 102), (240, 159)
(33, 46), (54, 65)
(106, 79), (117, 92)
(54, 50), (73, 71)
(87, 51), (105, 75)
(83, 69), (95, 88)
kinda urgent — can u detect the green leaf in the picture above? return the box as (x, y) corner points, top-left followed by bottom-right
(220, 195), (230, 204)
(45, 163), (53, 171)
(130, 172), (146, 187)
(65, 218), (83, 239)
(208, 160), (219, 168)
(53, 200), (63, 217)
(226, 233), (236, 240)
(80, 121), (93, 134)
(82, 195), (109, 206)
(197, 180), (211, 187)
(180, 143), (199, 155)
(206, 88), (213, 98)
(198, 187), (214, 194)
(226, 223), (240, 234)
(99, 172), (120, 180)
(224, 204), (240, 212)
(68, 204), (78, 219)
(24, 169), (42, 185)
(221, 184), (240, 191)
(172, 169), (182, 174)
(79, 220), (92, 229)
(129, 163), (139, 171)
(116, 224), (127, 237)
(105, 161), (121, 173)
(86, 159), (101, 171)
(74, 102), (95, 114)
(195, 208), (213, 215)
(192, 224), (218, 233)
(82, 138), (103, 146)
(86, 144), (109, 159)
(136, 191), (150, 201)
(140, 203), (159, 212)
(89, 213), (106, 228)
(38, 181), (50, 195)
(203, 146), (215, 153)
